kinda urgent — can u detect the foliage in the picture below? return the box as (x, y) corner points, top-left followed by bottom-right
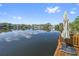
(55, 16), (79, 33)
(0, 23), (52, 32)
(0, 16), (79, 33)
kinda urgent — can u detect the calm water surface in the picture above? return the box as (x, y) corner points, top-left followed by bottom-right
(0, 30), (59, 56)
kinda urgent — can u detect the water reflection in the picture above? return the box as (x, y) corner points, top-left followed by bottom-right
(0, 30), (59, 56)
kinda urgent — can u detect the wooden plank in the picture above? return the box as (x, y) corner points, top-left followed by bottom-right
(54, 35), (79, 56)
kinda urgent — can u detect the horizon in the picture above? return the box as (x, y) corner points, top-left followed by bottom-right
(0, 3), (79, 25)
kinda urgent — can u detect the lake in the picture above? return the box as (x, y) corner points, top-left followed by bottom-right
(0, 30), (59, 56)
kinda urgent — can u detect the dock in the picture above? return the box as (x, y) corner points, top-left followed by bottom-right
(54, 34), (79, 56)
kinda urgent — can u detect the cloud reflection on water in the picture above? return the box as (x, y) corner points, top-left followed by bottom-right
(0, 30), (47, 42)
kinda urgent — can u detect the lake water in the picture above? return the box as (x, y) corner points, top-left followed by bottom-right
(0, 30), (59, 56)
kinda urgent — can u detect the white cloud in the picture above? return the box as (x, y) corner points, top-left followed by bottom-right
(45, 6), (61, 14)
(0, 4), (3, 7)
(13, 16), (17, 19)
(69, 7), (77, 15)
(70, 11), (76, 15)
(13, 16), (22, 20)
(17, 16), (22, 20)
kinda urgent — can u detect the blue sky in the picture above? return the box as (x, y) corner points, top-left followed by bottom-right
(0, 3), (79, 25)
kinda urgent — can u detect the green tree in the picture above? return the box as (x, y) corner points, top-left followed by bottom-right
(55, 24), (59, 31)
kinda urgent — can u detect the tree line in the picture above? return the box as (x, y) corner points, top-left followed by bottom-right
(55, 16), (79, 33)
(0, 16), (79, 33)
(0, 23), (52, 32)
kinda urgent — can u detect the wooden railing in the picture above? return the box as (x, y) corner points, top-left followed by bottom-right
(73, 34), (79, 48)
(62, 34), (79, 48)
(54, 34), (79, 56)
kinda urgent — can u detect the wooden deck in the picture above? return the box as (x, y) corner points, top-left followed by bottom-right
(54, 34), (79, 56)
